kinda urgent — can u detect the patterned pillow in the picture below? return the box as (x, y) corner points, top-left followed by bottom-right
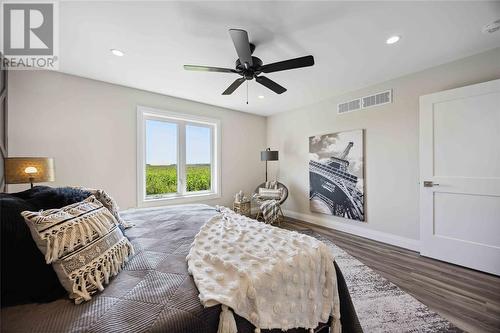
(258, 188), (282, 200)
(22, 196), (134, 304)
(264, 181), (278, 189)
(74, 187), (133, 229)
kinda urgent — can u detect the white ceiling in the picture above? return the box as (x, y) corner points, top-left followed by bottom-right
(58, 1), (500, 116)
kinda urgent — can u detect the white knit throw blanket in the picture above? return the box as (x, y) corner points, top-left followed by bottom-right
(187, 207), (341, 333)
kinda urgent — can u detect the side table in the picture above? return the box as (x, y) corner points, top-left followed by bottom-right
(233, 201), (251, 217)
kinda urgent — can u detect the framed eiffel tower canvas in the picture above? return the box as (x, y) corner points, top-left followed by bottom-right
(309, 129), (365, 222)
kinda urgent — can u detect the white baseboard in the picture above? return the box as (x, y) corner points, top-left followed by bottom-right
(284, 209), (420, 252)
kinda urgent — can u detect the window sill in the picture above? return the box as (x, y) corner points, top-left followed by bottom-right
(139, 192), (221, 208)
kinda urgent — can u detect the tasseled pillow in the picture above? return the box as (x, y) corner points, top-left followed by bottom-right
(72, 187), (134, 229)
(258, 188), (282, 200)
(21, 195), (134, 304)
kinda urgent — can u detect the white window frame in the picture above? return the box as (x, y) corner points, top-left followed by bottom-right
(137, 106), (221, 207)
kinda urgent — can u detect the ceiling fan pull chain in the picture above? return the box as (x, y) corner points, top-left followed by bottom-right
(246, 80), (249, 105)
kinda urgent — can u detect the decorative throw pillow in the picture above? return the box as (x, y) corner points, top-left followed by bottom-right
(74, 187), (133, 229)
(14, 186), (92, 210)
(264, 180), (278, 189)
(22, 196), (134, 304)
(0, 194), (66, 307)
(258, 187), (282, 200)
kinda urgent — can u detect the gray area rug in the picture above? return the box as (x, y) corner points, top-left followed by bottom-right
(305, 231), (463, 333)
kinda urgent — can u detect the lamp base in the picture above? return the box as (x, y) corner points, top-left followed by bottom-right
(265, 160), (268, 182)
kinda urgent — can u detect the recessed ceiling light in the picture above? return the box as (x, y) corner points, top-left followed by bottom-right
(258, 95), (265, 99)
(110, 49), (124, 57)
(386, 35), (401, 45)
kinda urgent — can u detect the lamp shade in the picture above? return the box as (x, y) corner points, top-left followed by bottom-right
(5, 157), (55, 184)
(261, 149), (279, 161)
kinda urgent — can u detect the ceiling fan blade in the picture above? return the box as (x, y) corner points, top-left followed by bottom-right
(222, 78), (246, 95)
(256, 76), (287, 94)
(229, 29), (253, 68)
(184, 65), (237, 73)
(260, 55), (314, 73)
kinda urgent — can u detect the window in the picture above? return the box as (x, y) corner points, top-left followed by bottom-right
(145, 120), (178, 195)
(137, 106), (220, 206)
(186, 125), (212, 192)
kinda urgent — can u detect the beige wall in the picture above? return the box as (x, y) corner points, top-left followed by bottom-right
(8, 71), (267, 209)
(267, 48), (500, 245)
(8, 48), (500, 247)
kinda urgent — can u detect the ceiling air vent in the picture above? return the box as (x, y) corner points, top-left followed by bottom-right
(337, 98), (361, 114)
(362, 90), (392, 109)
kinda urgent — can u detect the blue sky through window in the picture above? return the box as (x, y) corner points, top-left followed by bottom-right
(186, 125), (211, 164)
(146, 120), (210, 165)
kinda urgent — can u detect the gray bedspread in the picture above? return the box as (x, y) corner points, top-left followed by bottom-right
(1, 204), (360, 333)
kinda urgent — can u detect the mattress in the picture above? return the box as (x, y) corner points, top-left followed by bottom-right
(1, 204), (360, 333)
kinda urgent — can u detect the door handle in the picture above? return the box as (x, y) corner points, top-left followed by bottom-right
(423, 181), (440, 187)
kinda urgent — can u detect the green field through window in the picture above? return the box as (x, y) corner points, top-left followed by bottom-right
(146, 164), (211, 195)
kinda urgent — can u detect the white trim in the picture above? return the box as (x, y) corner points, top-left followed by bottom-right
(284, 209), (420, 252)
(139, 192), (221, 208)
(136, 105), (221, 207)
(178, 123), (186, 195)
(138, 105), (220, 125)
(137, 109), (146, 204)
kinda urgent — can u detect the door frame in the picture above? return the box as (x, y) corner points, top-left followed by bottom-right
(0, 52), (8, 192)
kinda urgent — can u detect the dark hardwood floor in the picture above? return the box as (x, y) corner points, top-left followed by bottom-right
(282, 218), (500, 333)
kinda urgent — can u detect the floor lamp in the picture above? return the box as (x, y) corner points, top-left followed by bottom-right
(260, 148), (279, 182)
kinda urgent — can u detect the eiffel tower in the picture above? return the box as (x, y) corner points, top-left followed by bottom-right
(309, 142), (364, 221)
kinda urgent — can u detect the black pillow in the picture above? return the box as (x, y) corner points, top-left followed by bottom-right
(12, 186), (92, 210)
(1, 186), (92, 307)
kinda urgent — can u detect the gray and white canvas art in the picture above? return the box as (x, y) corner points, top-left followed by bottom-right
(309, 129), (365, 222)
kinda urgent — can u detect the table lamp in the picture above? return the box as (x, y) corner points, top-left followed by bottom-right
(5, 157), (55, 188)
(260, 148), (278, 182)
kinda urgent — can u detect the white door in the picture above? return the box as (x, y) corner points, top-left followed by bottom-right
(419, 79), (500, 276)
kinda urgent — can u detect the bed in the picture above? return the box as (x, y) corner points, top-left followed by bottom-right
(1, 204), (360, 332)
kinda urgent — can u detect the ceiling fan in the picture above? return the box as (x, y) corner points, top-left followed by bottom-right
(183, 29), (315, 97)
